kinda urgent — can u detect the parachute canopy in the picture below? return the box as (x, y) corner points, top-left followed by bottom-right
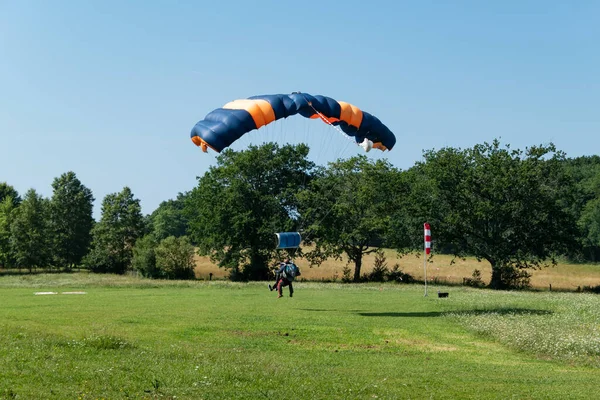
(190, 92), (396, 153)
(275, 232), (302, 249)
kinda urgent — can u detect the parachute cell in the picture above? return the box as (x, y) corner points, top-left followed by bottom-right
(190, 92), (396, 153)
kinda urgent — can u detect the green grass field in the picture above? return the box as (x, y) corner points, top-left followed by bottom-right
(1, 273), (599, 399)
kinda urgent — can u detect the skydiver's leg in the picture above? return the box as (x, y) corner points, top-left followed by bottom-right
(277, 279), (283, 297)
(289, 281), (293, 297)
(269, 272), (280, 291)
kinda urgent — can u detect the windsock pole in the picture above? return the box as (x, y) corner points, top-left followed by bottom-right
(424, 222), (431, 297)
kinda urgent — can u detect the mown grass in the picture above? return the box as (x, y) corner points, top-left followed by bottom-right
(0, 273), (599, 399)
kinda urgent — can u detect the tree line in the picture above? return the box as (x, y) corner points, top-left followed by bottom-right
(1, 139), (598, 289)
(0, 173), (195, 279)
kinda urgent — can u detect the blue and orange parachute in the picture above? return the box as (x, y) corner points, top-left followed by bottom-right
(190, 92), (396, 153)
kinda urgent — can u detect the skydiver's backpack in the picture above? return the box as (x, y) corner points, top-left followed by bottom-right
(283, 263), (300, 281)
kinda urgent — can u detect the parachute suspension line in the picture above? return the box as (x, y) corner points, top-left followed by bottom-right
(301, 94), (361, 150)
(296, 95), (357, 169)
(287, 94), (360, 256)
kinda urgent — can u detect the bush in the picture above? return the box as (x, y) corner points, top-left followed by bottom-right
(132, 235), (159, 278)
(341, 265), (352, 283)
(364, 249), (389, 282)
(360, 250), (414, 284)
(84, 247), (127, 275)
(493, 265), (531, 290)
(582, 285), (600, 294)
(386, 264), (414, 283)
(464, 269), (485, 288)
(132, 235), (196, 280)
(155, 236), (196, 280)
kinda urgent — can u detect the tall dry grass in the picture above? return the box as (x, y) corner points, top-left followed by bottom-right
(194, 249), (600, 290)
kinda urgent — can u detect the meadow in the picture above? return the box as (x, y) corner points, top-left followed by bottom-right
(1, 272), (599, 399)
(194, 250), (600, 291)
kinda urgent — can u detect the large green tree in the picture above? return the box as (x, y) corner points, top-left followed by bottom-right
(84, 187), (145, 274)
(0, 183), (21, 268)
(298, 156), (405, 281)
(564, 155), (600, 261)
(148, 193), (189, 241)
(418, 139), (578, 289)
(185, 142), (315, 280)
(0, 196), (18, 268)
(49, 171), (95, 269)
(10, 189), (51, 271)
(0, 182), (21, 206)
(385, 165), (436, 254)
(579, 198), (600, 261)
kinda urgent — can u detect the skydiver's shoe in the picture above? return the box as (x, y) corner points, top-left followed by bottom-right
(268, 284), (273, 291)
(277, 294), (283, 298)
(289, 293), (293, 298)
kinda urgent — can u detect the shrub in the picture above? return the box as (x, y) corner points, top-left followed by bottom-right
(364, 249), (389, 282)
(154, 236), (196, 280)
(464, 269), (485, 288)
(386, 264), (414, 283)
(582, 285), (600, 294)
(494, 265), (531, 290)
(132, 235), (159, 278)
(341, 265), (352, 283)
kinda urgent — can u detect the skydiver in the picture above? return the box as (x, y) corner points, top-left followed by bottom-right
(269, 258), (301, 298)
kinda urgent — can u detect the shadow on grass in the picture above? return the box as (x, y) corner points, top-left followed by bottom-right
(358, 311), (444, 317)
(0, 268), (81, 277)
(358, 308), (553, 318)
(299, 308), (366, 313)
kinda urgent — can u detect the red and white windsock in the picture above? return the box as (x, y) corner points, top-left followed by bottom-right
(424, 223), (431, 255)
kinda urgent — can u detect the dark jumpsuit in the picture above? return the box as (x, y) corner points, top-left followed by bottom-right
(275, 263), (295, 297)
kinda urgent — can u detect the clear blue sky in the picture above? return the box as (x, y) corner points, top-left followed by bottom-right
(1, 0), (598, 218)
